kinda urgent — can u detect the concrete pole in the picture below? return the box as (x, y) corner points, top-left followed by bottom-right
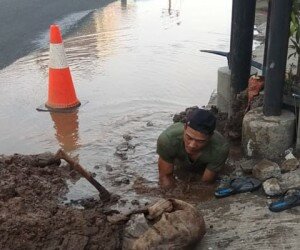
(263, 0), (293, 116)
(230, 0), (256, 93)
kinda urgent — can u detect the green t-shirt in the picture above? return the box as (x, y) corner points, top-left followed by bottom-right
(157, 122), (229, 173)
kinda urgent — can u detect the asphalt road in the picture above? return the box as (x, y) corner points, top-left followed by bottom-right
(0, 0), (114, 69)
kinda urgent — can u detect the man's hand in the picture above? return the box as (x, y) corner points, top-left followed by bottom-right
(158, 157), (175, 189)
(201, 168), (217, 183)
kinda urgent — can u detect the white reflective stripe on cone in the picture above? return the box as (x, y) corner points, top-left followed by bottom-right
(49, 43), (68, 69)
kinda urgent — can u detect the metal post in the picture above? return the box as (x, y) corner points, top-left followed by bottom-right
(121, 0), (127, 8)
(230, 0), (256, 93)
(228, 0), (235, 70)
(262, 0), (272, 76)
(263, 0), (293, 116)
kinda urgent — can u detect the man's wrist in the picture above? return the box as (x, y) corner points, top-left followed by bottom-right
(159, 175), (175, 188)
(201, 168), (217, 183)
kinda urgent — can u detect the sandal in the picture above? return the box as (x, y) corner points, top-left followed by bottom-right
(269, 188), (300, 212)
(215, 177), (261, 198)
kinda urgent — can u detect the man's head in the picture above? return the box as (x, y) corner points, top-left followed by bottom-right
(183, 108), (216, 155)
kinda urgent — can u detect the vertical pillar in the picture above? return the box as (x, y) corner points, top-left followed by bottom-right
(262, 0), (272, 76)
(121, 0), (127, 8)
(263, 0), (293, 116)
(230, 0), (256, 93)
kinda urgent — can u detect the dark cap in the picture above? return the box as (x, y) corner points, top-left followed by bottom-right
(186, 108), (216, 135)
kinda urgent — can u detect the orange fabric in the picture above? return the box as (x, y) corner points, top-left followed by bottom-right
(248, 76), (264, 103)
(46, 68), (80, 109)
(50, 25), (63, 44)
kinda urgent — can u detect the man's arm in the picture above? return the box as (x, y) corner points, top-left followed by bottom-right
(203, 138), (229, 183)
(158, 157), (175, 188)
(201, 168), (217, 183)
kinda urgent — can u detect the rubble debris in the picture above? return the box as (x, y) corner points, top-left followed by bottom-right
(262, 178), (282, 196)
(146, 121), (154, 127)
(123, 134), (133, 141)
(279, 168), (300, 191)
(280, 158), (300, 173)
(252, 159), (281, 181)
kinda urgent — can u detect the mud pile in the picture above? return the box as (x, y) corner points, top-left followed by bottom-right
(0, 153), (123, 250)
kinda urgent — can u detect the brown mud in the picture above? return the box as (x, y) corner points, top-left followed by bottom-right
(132, 176), (216, 204)
(0, 152), (216, 250)
(0, 153), (124, 250)
(0, 120), (236, 250)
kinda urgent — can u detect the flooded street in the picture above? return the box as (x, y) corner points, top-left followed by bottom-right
(0, 0), (232, 202)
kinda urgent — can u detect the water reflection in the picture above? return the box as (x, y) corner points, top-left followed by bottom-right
(121, 0), (127, 9)
(50, 111), (80, 153)
(162, 0), (181, 27)
(64, 1), (130, 74)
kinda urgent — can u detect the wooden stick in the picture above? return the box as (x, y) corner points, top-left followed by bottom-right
(55, 149), (111, 202)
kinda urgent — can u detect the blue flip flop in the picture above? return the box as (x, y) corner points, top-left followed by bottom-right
(269, 188), (300, 212)
(215, 177), (261, 198)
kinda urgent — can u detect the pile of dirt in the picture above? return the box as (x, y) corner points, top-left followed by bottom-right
(0, 153), (123, 250)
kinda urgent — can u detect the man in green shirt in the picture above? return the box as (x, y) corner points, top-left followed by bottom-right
(157, 108), (229, 188)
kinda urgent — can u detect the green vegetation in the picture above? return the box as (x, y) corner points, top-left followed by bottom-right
(287, 0), (300, 90)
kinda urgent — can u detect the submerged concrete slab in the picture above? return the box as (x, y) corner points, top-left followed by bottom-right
(217, 66), (257, 114)
(196, 193), (300, 249)
(242, 107), (295, 159)
(217, 66), (232, 113)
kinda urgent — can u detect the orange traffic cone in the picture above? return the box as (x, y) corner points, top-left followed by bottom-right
(37, 24), (80, 112)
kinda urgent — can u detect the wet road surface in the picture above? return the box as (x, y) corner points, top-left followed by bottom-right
(0, 0), (114, 69)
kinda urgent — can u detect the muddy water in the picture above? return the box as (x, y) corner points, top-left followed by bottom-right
(0, 0), (231, 205)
